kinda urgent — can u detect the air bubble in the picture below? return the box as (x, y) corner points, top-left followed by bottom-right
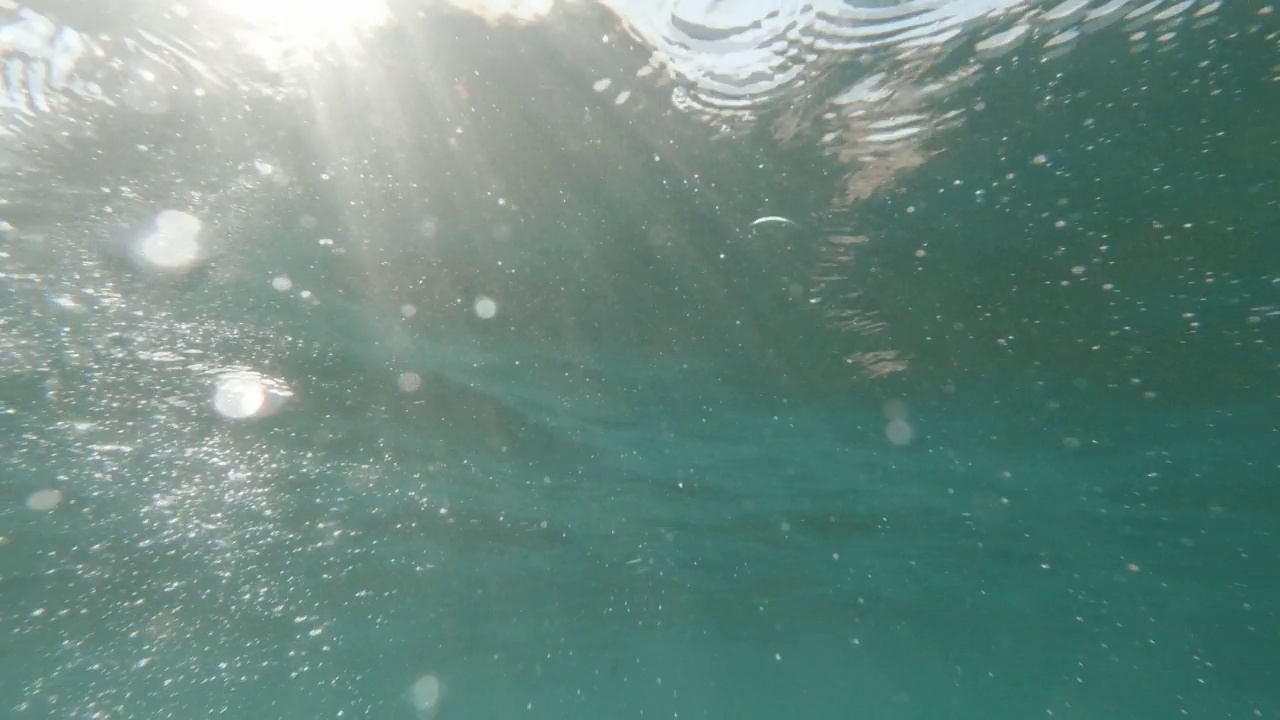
(885, 418), (914, 446)
(27, 489), (63, 511)
(130, 210), (204, 271)
(406, 674), (445, 720)
(212, 371), (291, 420)
(474, 296), (498, 319)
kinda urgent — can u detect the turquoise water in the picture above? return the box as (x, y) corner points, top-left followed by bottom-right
(1, 1), (1277, 719)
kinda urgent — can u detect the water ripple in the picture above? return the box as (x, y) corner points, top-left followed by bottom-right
(607, 0), (1221, 117)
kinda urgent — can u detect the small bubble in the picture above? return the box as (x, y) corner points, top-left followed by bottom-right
(400, 303), (417, 318)
(421, 217), (439, 238)
(132, 210), (203, 271)
(1032, 153), (1049, 165)
(272, 276), (293, 291)
(213, 372), (290, 420)
(398, 372), (422, 393)
(474, 296), (498, 319)
(214, 375), (266, 419)
(406, 674), (444, 718)
(885, 419), (914, 446)
(882, 399), (909, 422)
(26, 489), (63, 512)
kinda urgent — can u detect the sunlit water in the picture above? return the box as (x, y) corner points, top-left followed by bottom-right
(0, 2), (1276, 719)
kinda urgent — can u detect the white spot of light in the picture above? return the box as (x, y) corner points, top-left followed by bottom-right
(27, 489), (64, 512)
(131, 210), (205, 272)
(473, 296), (498, 319)
(406, 674), (445, 720)
(212, 371), (292, 420)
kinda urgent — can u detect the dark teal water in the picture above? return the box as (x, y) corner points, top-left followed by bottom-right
(1, 2), (1277, 719)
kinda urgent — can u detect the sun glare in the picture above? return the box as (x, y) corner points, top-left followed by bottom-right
(212, 0), (392, 63)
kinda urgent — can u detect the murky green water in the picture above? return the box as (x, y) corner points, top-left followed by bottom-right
(0, 2), (1276, 719)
